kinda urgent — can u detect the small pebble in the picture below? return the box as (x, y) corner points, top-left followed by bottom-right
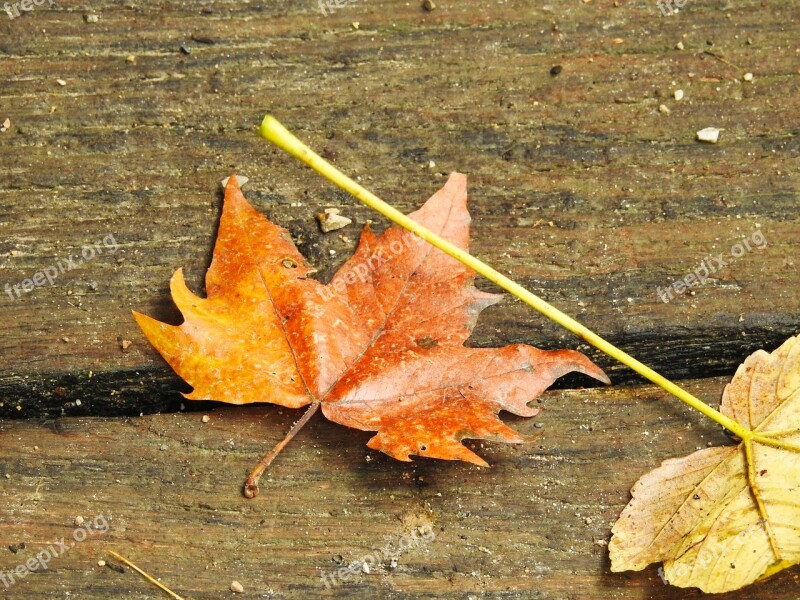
(658, 104), (670, 114)
(74, 516), (85, 527)
(743, 72), (753, 82)
(221, 175), (248, 189)
(675, 41), (684, 50)
(673, 89), (684, 101)
(126, 55), (136, 63)
(230, 581), (244, 593)
(56, 79), (67, 86)
(201, 415), (210, 423)
(362, 562), (370, 574)
(84, 14), (99, 23)
(159, 444), (168, 451)
(351, 22), (359, 30)
(696, 127), (721, 143)
(97, 560), (106, 567)
(549, 65), (563, 76)
(0, 118), (9, 132)
(422, 0), (435, 10)
(317, 208), (352, 233)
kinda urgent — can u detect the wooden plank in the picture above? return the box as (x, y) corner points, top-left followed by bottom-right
(0, 0), (798, 416)
(2, 377), (799, 598)
(1, 1), (798, 596)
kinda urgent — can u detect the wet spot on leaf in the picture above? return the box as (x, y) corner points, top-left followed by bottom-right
(415, 337), (438, 349)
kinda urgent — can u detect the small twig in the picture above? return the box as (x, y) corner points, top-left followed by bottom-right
(703, 50), (742, 71)
(108, 551), (186, 600)
(243, 402), (320, 499)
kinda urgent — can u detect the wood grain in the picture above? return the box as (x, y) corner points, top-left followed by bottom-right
(2, 378), (800, 599)
(0, 0), (798, 597)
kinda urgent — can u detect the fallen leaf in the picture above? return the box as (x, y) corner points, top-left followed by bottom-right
(134, 174), (609, 491)
(610, 335), (800, 593)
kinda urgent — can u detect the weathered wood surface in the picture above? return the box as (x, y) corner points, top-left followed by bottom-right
(0, 0), (797, 417)
(1, 0), (799, 597)
(2, 378), (800, 599)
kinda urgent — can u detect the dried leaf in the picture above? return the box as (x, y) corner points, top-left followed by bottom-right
(610, 335), (800, 593)
(134, 174), (609, 472)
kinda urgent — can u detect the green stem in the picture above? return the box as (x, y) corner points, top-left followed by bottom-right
(257, 114), (751, 441)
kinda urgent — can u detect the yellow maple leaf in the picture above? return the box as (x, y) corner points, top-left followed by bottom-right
(610, 335), (800, 593)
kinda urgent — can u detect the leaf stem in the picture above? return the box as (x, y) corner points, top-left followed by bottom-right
(243, 401), (320, 499)
(258, 114), (752, 440)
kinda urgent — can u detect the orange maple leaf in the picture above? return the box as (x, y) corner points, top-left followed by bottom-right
(134, 174), (609, 497)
